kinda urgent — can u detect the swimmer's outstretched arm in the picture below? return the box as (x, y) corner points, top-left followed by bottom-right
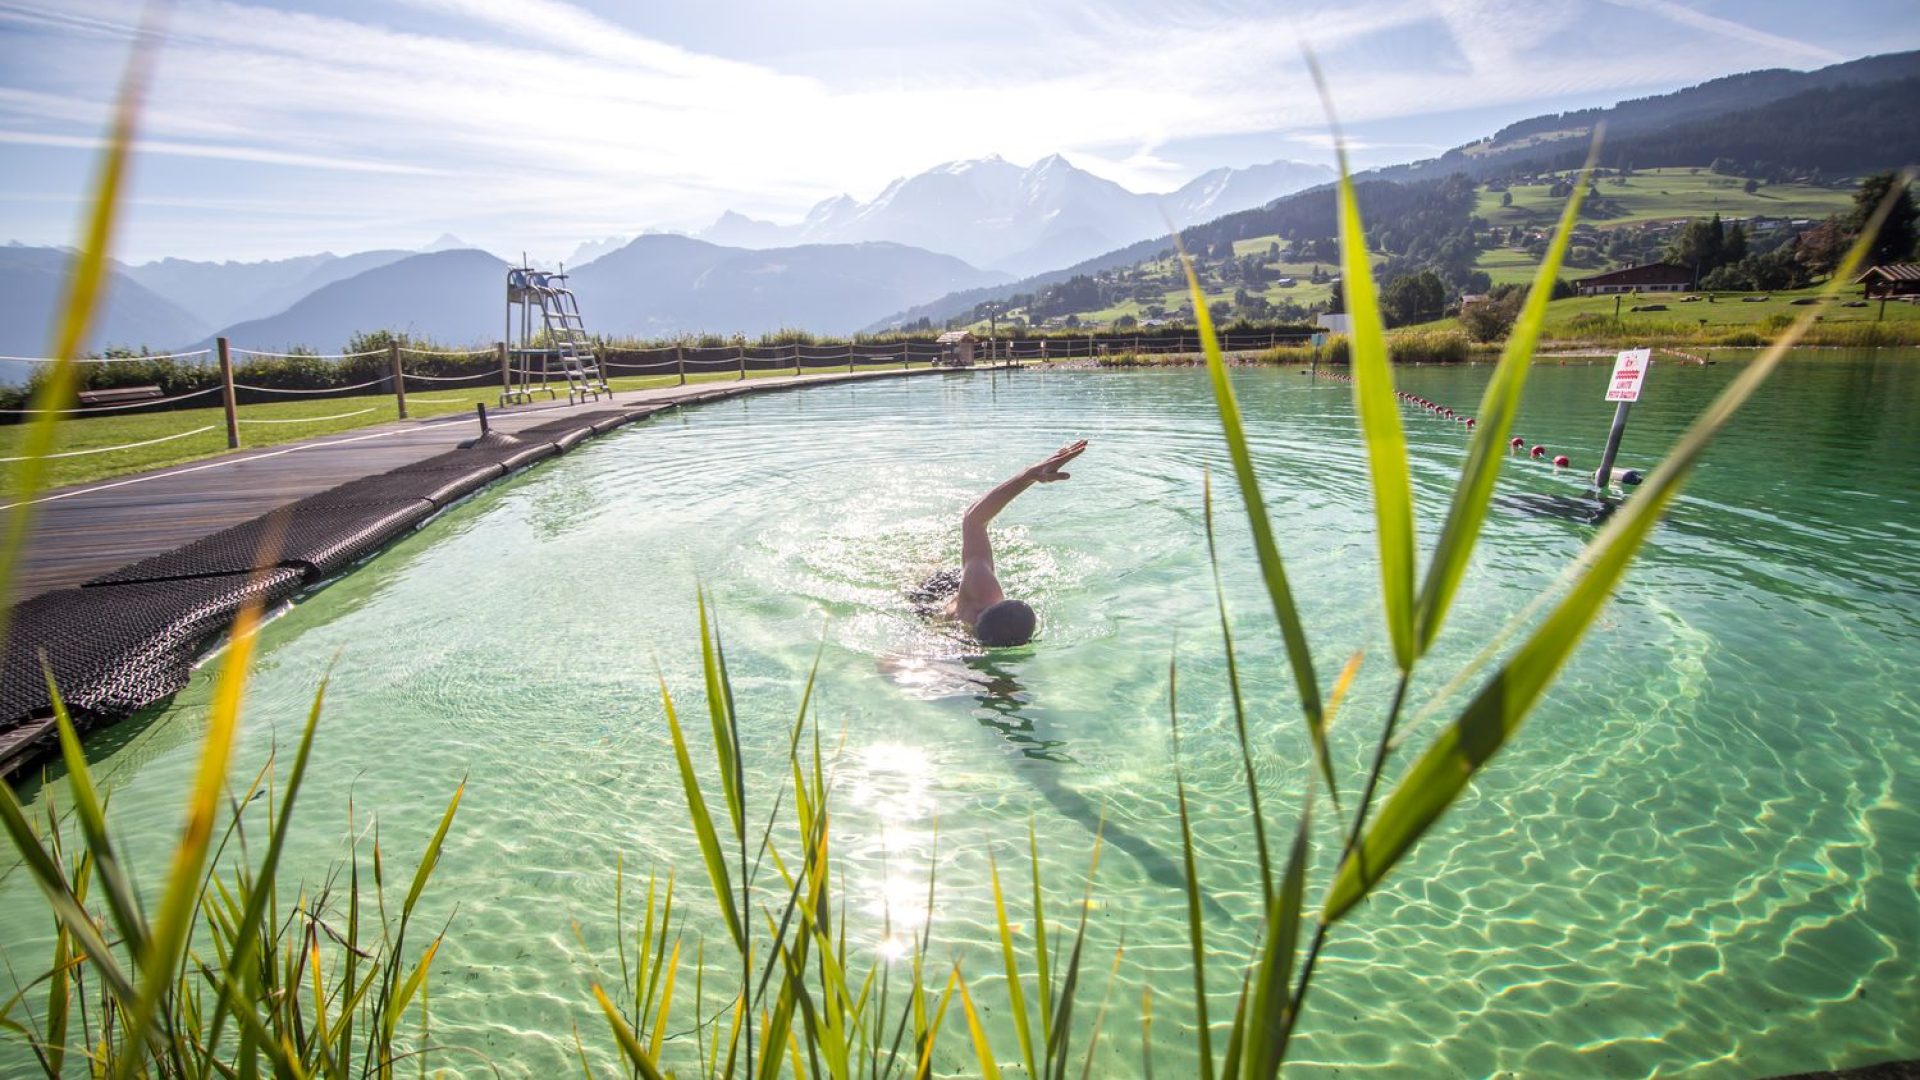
(960, 440), (1088, 571)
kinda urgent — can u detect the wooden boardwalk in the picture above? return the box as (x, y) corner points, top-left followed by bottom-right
(1, 365), (982, 603)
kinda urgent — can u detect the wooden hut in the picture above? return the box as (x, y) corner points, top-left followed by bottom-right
(936, 330), (977, 367)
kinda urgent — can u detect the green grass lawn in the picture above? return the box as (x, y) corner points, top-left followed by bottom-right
(1406, 284), (1920, 341)
(1478, 167), (1855, 230)
(1, 364), (937, 497)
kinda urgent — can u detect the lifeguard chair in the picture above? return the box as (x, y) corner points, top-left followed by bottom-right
(503, 265), (611, 405)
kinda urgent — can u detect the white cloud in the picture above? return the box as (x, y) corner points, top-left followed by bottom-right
(0, 0), (1895, 260)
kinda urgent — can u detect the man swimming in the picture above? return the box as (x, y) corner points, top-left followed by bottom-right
(922, 439), (1087, 647)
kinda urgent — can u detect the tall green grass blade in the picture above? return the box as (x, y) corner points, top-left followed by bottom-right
(1309, 70), (1415, 671)
(987, 848), (1038, 1080)
(1042, 831), (1103, 1080)
(1028, 818), (1054, 1044)
(1203, 472), (1272, 899)
(112, 598), (261, 1079)
(1179, 248), (1335, 804)
(592, 983), (670, 1080)
(42, 666), (148, 956)
(1218, 973), (1250, 1080)
(1168, 663), (1214, 1080)
(955, 974), (1004, 1080)
(659, 671), (745, 951)
(696, 590), (745, 841)
(403, 782), (464, 921)
(0, 13), (153, 612)
(385, 938), (442, 1037)
(1323, 179), (1909, 923)
(206, 670), (332, 1079)
(1415, 139), (1601, 654)
(1244, 799), (1311, 1080)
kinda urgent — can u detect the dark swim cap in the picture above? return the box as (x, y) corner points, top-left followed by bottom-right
(974, 599), (1037, 647)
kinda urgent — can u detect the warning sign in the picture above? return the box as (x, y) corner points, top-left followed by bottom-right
(1606, 348), (1651, 403)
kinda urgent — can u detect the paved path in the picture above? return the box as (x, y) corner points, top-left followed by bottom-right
(1, 365), (986, 603)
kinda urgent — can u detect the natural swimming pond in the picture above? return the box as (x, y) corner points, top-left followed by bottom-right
(4, 354), (1917, 1077)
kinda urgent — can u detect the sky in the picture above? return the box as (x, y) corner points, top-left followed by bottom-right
(0, 0), (1915, 264)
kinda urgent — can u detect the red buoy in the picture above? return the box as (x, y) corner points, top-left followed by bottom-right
(1553, 454), (1570, 467)
(1509, 436), (1525, 449)
(1530, 445), (1546, 458)
(1465, 418), (1476, 427)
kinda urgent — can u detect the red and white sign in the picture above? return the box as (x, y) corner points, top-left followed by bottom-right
(1606, 348), (1651, 403)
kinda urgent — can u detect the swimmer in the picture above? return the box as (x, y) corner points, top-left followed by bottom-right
(919, 440), (1087, 647)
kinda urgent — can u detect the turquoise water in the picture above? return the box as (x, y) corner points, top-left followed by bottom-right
(3, 354), (1917, 1077)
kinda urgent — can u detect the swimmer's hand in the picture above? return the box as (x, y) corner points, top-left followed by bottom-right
(1022, 440), (1087, 484)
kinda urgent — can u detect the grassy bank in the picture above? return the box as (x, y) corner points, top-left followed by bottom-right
(0, 364), (943, 496)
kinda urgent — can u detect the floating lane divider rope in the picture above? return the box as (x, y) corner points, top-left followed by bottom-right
(0, 384), (225, 415)
(234, 408), (377, 425)
(1312, 368), (1576, 471)
(0, 425), (220, 462)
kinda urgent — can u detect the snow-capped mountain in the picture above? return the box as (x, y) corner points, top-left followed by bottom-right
(696, 153), (1333, 277)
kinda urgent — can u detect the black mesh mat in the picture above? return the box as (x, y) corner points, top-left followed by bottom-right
(299, 473), (447, 508)
(392, 450), (510, 476)
(519, 412), (626, 438)
(1, 568), (303, 725)
(593, 411), (648, 433)
(86, 499), (435, 585)
(304, 468), (497, 508)
(476, 442), (556, 471)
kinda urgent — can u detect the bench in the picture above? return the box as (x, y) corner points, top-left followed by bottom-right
(76, 385), (163, 406)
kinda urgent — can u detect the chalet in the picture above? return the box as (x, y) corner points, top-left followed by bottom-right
(935, 329), (977, 366)
(1854, 264), (1920, 299)
(1572, 263), (1694, 296)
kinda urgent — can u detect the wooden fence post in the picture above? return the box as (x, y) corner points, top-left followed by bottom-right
(217, 337), (239, 449)
(738, 345), (746, 381)
(677, 345), (686, 386)
(794, 345), (802, 377)
(497, 341), (510, 396)
(389, 341), (408, 419)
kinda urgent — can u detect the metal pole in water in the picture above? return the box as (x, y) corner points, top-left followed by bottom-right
(475, 402), (490, 435)
(1593, 400), (1631, 491)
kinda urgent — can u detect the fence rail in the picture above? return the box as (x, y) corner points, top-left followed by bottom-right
(3, 328), (1322, 459)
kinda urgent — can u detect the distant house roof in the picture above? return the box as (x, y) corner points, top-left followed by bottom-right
(936, 330), (977, 343)
(1573, 263), (1694, 288)
(1854, 264), (1920, 284)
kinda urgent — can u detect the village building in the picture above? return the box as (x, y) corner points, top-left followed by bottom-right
(1853, 264), (1920, 299)
(935, 329), (977, 366)
(1572, 262), (1695, 296)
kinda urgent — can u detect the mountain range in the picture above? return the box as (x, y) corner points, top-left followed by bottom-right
(871, 49), (1920, 330)
(190, 237), (1007, 353)
(696, 154), (1333, 277)
(4, 49), (1914, 365)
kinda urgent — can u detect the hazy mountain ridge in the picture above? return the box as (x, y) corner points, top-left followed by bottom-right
(191, 237), (1010, 351)
(0, 247), (205, 376)
(696, 154), (1333, 276)
(119, 249), (414, 332)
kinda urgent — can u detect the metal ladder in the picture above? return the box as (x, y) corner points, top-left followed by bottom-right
(535, 274), (610, 404)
